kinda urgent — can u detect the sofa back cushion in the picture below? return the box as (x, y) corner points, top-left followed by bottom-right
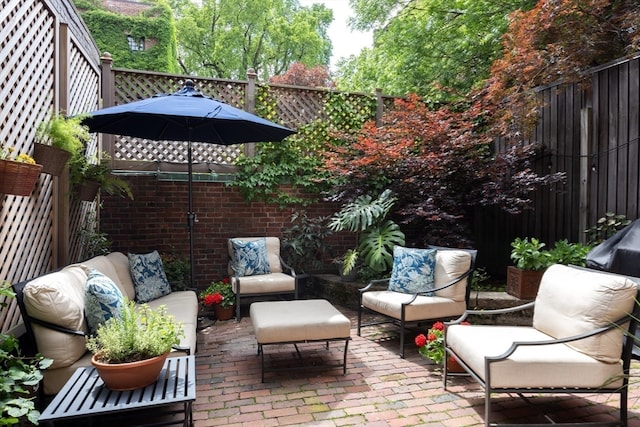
(82, 254), (134, 300)
(105, 252), (137, 300)
(533, 264), (638, 363)
(22, 265), (89, 369)
(434, 250), (472, 302)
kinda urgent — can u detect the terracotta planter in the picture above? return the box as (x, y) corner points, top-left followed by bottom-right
(0, 159), (42, 196)
(506, 266), (545, 299)
(91, 352), (169, 391)
(33, 143), (71, 176)
(213, 304), (235, 321)
(447, 357), (466, 373)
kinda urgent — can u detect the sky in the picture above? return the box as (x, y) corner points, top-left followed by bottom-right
(298, 0), (373, 68)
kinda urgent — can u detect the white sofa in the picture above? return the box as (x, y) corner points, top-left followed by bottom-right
(14, 252), (198, 395)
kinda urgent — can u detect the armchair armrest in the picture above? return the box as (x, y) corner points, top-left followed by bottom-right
(488, 313), (633, 363)
(279, 256), (296, 277)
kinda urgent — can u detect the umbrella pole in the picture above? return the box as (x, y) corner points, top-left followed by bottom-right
(187, 140), (196, 289)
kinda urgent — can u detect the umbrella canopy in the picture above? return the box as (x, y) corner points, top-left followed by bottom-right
(81, 80), (295, 288)
(82, 81), (294, 144)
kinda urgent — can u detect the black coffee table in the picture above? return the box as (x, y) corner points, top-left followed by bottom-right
(39, 355), (196, 426)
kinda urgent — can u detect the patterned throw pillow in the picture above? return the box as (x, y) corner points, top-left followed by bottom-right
(128, 250), (172, 303)
(388, 246), (437, 295)
(85, 269), (125, 334)
(230, 238), (271, 276)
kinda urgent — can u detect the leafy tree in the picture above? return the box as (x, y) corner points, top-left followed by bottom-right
(483, 0), (640, 138)
(270, 62), (334, 88)
(175, 0), (333, 80)
(323, 94), (565, 246)
(337, 0), (535, 100)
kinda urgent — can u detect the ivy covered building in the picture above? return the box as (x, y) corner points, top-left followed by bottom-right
(74, 0), (178, 73)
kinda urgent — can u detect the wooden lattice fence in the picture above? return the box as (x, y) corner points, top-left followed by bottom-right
(1, 0), (101, 334)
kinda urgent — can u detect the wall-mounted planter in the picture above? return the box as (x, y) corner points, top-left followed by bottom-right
(506, 266), (545, 299)
(33, 143), (71, 176)
(0, 159), (42, 196)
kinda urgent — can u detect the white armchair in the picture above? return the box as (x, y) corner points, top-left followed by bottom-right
(444, 264), (640, 427)
(228, 237), (297, 321)
(357, 246), (477, 358)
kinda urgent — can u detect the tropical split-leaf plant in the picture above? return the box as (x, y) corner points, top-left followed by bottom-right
(328, 189), (405, 275)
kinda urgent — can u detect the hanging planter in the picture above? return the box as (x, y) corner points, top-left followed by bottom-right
(76, 180), (100, 201)
(0, 159), (42, 196)
(33, 143), (71, 176)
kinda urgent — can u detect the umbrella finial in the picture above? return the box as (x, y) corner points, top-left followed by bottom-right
(185, 79), (195, 88)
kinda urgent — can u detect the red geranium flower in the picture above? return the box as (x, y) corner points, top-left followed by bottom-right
(415, 334), (427, 347)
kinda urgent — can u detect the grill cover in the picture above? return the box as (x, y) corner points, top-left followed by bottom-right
(586, 219), (640, 277)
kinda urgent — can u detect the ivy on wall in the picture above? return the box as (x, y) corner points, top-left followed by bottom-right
(74, 0), (178, 73)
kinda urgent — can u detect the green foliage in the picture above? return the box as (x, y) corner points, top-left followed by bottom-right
(86, 300), (184, 363)
(70, 155), (134, 200)
(329, 190), (405, 275)
(585, 212), (631, 245)
(281, 210), (333, 274)
(0, 281), (52, 425)
(339, 0), (535, 100)
(511, 237), (592, 270)
(510, 237), (551, 270)
(37, 114), (88, 156)
(547, 239), (592, 267)
(161, 252), (190, 291)
(174, 0), (332, 79)
(79, 210), (112, 259)
(78, 1), (178, 73)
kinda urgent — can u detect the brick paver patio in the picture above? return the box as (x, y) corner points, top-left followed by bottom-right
(192, 304), (640, 427)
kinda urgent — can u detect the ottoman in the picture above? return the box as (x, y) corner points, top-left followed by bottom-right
(250, 299), (351, 381)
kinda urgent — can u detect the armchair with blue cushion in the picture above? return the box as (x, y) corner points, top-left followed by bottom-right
(228, 237), (298, 321)
(357, 245), (477, 358)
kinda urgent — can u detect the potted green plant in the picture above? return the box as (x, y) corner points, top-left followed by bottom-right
(0, 281), (52, 425)
(281, 210), (333, 274)
(70, 154), (133, 201)
(34, 114), (88, 176)
(547, 239), (592, 266)
(0, 143), (43, 196)
(507, 237), (552, 299)
(85, 299), (183, 390)
(199, 278), (235, 320)
(328, 189), (405, 281)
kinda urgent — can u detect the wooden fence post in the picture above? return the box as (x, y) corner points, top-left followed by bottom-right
(100, 53), (115, 164)
(376, 88), (383, 126)
(580, 107), (592, 244)
(245, 68), (257, 157)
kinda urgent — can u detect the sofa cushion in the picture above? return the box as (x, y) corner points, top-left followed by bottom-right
(85, 269), (125, 334)
(533, 264), (638, 363)
(388, 247), (436, 295)
(22, 266), (89, 369)
(434, 250), (472, 302)
(128, 250), (172, 303)
(79, 255), (128, 298)
(230, 238), (271, 276)
(105, 252), (137, 300)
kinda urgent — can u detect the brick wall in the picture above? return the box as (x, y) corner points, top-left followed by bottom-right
(99, 176), (353, 291)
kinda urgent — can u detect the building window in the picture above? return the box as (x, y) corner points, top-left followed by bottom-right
(127, 35), (145, 51)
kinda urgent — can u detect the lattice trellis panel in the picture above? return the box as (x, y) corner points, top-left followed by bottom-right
(1, 0), (101, 334)
(1, 0), (56, 297)
(111, 70), (248, 164)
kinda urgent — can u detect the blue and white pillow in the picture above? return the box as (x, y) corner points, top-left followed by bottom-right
(128, 250), (172, 303)
(85, 269), (125, 334)
(230, 238), (271, 276)
(388, 247), (437, 295)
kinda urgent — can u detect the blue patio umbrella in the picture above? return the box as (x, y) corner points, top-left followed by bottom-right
(81, 80), (295, 288)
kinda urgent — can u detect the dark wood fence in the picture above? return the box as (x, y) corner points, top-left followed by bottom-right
(476, 53), (640, 276)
